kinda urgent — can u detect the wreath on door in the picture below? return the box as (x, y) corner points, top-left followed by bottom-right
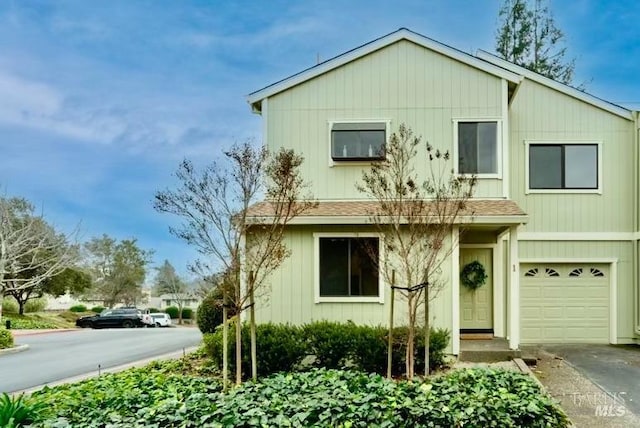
(460, 261), (488, 291)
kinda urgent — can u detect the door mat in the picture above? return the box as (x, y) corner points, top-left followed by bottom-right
(460, 333), (494, 340)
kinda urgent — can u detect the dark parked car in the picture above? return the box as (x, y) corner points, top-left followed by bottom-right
(76, 308), (150, 329)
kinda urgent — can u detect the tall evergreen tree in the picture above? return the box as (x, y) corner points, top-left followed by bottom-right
(496, 0), (577, 85)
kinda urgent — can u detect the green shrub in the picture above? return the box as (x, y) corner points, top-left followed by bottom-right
(90, 306), (105, 314)
(196, 292), (225, 334)
(164, 306), (179, 319)
(69, 305), (87, 313)
(2, 298), (18, 315)
(303, 321), (356, 368)
(0, 392), (47, 427)
(204, 322), (307, 378)
(0, 328), (13, 349)
(24, 297), (47, 313)
(181, 307), (193, 320)
(204, 321), (449, 378)
(389, 326), (450, 375)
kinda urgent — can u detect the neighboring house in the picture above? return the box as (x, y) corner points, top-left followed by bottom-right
(152, 294), (201, 310)
(245, 28), (640, 354)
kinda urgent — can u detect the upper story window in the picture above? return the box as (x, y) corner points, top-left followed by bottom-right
(527, 142), (600, 193)
(331, 122), (386, 161)
(314, 233), (384, 303)
(457, 121), (499, 175)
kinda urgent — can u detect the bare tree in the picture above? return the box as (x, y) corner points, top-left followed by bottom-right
(0, 197), (77, 321)
(357, 124), (477, 379)
(154, 140), (314, 385)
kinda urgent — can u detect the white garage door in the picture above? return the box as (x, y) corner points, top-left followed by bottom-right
(520, 264), (610, 343)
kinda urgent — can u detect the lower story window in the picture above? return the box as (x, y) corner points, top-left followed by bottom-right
(319, 237), (379, 297)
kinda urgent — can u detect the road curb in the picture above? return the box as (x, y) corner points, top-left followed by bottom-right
(11, 329), (78, 337)
(0, 344), (30, 356)
(14, 345), (201, 395)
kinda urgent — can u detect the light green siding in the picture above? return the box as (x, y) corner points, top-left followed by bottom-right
(520, 241), (634, 341)
(254, 225), (455, 350)
(266, 40), (504, 200)
(510, 80), (635, 232)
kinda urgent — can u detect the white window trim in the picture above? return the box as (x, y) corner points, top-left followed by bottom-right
(327, 119), (391, 167)
(452, 118), (503, 179)
(313, 232), (385, 303)
(524, 140), (603, 194)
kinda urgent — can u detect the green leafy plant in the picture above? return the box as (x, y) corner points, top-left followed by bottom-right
(2, 315), (58, 330)
(205, 322), (307, 378)
(164, 306), (179, 319)
(196, 293), (223, 334)
(0, 393), (47, 427)
(2, 298), (18, 315)
(26, 359), (568, 427)
(0, 328), (13, 349)
(180, 307), (193, 320)
(68, 305), (87, 313)
(303, 321), (356, 369)
(24, 298), (47, 313)
(30, 365), (222, 427)
(204, 321), (450, 379)
(90, 306), (105, 314)
(212, 368), (569, 427)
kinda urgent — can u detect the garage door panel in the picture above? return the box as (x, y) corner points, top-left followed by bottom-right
(520, 263), (609, 343)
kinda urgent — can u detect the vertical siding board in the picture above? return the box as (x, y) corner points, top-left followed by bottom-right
(510, 80), (634, 233)
(269, 40), (504, 201)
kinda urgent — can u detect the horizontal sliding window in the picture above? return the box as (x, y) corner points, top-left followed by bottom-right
(331, 122), (386, 161)
(529, 144), (598, 190)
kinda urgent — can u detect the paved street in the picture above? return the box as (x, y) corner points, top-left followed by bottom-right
(541, 344), (640, 417)
(0, 327), (202, 393)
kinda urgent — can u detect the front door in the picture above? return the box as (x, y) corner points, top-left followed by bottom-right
(460, 248), (493, 330)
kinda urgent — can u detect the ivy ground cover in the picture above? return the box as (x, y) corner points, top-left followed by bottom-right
(24, 362), (568, 428)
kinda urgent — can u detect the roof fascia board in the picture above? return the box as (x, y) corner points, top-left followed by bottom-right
(476, 50), (633, 120)
(248, 214), (528, 225)
(247, 29), (522, 108)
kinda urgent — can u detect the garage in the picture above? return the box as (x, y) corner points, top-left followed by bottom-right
(520, 263), (610, 343)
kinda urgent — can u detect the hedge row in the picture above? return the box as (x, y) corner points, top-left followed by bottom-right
(204, 321), (450, 378)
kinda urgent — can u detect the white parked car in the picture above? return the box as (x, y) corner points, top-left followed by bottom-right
(150, 313), (172, 327)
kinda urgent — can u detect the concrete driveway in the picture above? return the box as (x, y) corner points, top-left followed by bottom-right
(540, 344), (640, 417)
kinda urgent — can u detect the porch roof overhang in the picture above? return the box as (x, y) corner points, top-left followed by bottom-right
(246, 199), (528, 226)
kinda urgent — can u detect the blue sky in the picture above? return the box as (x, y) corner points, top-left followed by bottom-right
(1, 0), (638, 277)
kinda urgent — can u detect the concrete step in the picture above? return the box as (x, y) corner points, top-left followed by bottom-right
(458, 348), (522, 362)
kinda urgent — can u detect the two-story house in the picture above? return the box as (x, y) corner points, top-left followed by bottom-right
(245, 28), (640, 354)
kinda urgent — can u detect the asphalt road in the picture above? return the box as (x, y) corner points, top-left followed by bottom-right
(0, 327), (203, 393)
(541, 344), (640, 417)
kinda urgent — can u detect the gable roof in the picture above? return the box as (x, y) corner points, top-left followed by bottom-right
(476, 50), (634, 120)
(247, 28), (522, 111)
